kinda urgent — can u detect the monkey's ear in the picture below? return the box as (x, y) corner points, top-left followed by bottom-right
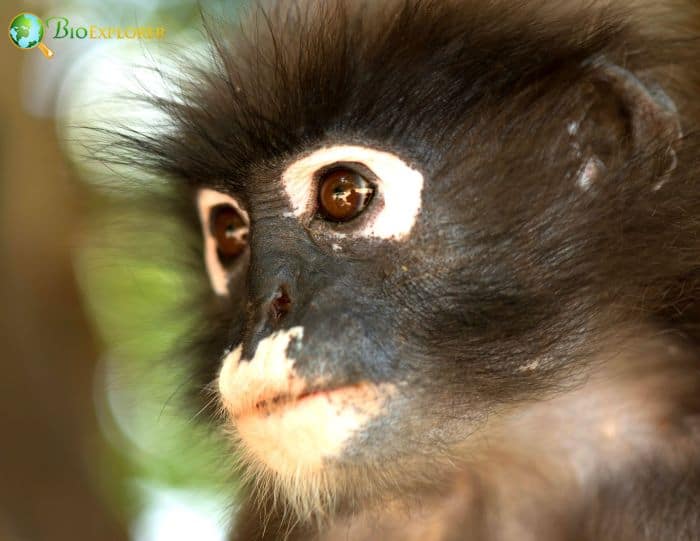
(571, 62), (681, 187)
(597, 62), (681, 149)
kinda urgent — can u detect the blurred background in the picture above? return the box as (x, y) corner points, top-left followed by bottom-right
(1, 1), (242, 539)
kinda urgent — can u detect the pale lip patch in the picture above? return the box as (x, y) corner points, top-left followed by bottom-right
(235, 383), (390, 474)
(241, 383), (368, 418)
(218, 327), (308, 418)
(217, 327), (394, 474)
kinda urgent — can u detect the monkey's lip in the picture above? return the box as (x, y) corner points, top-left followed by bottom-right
(233, 383), (366, 419)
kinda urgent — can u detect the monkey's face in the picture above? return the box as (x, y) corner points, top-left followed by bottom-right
(195, 128), (598, 501)
(173, 0), (686, 514)
(198, 145), (429, 480)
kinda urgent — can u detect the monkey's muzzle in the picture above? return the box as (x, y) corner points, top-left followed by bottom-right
(217, 327), (393, 474)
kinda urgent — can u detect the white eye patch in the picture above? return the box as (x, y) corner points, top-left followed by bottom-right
(281, 145), (424, 240)
(197, 188), (249, 296)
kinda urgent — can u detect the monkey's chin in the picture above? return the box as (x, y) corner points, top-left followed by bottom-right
(233, 384), (386, 477)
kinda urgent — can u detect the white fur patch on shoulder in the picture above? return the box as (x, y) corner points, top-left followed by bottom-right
(218, 327), (392, 480)
(197, 188), (249, 296)
(576, 157), (604, 191)
(281, 145), (424, 240)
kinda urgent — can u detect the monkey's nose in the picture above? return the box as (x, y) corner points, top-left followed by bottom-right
(269, 285), (292, 323)
(240, 285), (293, 361)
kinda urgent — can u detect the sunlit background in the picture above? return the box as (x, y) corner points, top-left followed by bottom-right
(1, 1), (245, 540)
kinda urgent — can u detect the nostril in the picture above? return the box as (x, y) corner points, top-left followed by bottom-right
(269, 285), (292, 322)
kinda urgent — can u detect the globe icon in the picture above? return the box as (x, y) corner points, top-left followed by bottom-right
(8, 12), (54, 58)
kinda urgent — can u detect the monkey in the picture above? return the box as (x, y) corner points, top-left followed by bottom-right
(97, 0), (700, 539)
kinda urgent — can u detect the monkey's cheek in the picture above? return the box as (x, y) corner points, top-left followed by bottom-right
(234, 385), (392, 476)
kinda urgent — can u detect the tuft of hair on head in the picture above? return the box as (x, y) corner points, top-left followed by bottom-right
(89, 0), (699, 192)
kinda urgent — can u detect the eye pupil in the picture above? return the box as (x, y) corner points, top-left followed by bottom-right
(212, 205), (248, 260)
(318, 168), (374, 222)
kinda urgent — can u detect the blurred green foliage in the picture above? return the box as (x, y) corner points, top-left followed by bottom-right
(56, 0), (249, 534)
(76, 202), (237, 529)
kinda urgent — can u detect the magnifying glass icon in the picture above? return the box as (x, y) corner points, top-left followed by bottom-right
(9, 12), (55, 59)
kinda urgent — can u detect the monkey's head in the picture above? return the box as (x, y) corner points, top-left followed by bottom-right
(110, 0), (699, 520)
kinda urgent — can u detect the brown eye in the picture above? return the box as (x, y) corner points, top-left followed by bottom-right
(318, 168), (375, 222)
(211, 205), (248, 261)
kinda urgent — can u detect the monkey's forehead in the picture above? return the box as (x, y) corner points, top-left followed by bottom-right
(138, 0), (675, 192)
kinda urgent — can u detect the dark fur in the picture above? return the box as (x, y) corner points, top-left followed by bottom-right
(97, 0), (700, 539)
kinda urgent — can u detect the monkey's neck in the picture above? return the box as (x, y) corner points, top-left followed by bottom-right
(235, 332), (700, 541)
(318, 333), (700, 541)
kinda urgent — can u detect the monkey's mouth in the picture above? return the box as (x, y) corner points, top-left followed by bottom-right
(228, 378), (395, 474)
(254, 389), (324, 413)
(236, 384), (363, 419)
